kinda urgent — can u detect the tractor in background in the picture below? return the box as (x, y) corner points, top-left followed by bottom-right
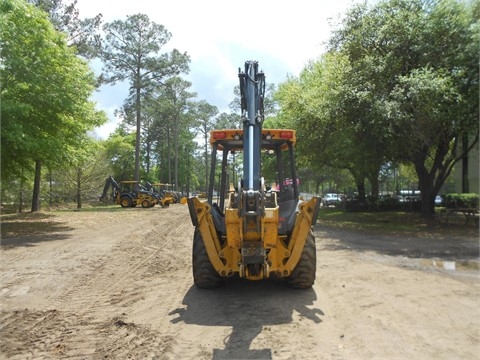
(144, 182), (177, 208)
(100, 176), (158, 208)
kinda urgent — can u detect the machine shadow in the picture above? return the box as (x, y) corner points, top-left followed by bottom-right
(169, 278), (324, 359)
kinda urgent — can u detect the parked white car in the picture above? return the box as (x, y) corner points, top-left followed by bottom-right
(323, 193), (342, 207)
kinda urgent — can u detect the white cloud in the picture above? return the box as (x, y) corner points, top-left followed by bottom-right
(78, 0), (359, 138)
(91, 105), (122, 140)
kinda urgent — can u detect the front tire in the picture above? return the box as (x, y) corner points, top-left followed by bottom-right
(192, 230), (223, 288)
(120, 196), (133, 208)
(287, 231), (317, 288)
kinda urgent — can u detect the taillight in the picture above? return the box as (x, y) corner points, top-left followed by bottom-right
(212, 131), (227, 140)
(280, 131), (293, 139)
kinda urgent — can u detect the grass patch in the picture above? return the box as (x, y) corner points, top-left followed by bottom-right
(52, 205), (125, 213)
(318, 208), (443, 235)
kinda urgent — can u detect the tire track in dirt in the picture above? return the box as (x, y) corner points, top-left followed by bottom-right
(1, 206), (193, 359)
(54, 207), (187, 358)
(4, 207), (477, 359)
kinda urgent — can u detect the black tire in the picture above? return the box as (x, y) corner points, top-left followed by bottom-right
(287, 231), (317, 288)
(141, 199), (150, 208)
(120, 196), (133, 208)
(192, 230), (223, 288)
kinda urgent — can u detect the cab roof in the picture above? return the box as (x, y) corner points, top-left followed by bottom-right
(209, 129), (296, 151)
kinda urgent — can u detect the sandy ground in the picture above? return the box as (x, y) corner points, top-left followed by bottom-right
(0, 205), (479, 359)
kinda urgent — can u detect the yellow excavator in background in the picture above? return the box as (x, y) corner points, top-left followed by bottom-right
(100, 176), (157, 208)
(161, 183), (188, 204)
(187, 61), (320, 288)
(144, 182), (176, 208)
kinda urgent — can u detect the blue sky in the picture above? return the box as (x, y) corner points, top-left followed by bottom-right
(78, 0), (360, 139)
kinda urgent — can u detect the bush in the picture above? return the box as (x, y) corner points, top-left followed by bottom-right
(344, 196), (421, 212)
(443, 193), (479, 209)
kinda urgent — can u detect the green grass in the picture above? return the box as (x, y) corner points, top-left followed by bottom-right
(51, 205), (126, 213)
(317, 208), (443, 234)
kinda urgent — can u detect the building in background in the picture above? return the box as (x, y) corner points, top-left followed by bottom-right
(454, 136), (479, 194)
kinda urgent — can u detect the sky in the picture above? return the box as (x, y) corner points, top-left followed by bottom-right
(77, 0), (360, 139)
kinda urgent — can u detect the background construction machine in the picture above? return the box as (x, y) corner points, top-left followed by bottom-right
(100, 176), (158, 208)
(161, 183), (187, 204)
(144, 182), (176, 208)
(187, 61), (320, 288)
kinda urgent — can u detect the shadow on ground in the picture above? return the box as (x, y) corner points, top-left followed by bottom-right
(169, 278), (324, 359)
(1, 213), (74, 248)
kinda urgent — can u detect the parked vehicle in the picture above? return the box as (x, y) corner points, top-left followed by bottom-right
(99, 176), (157, 208)
(323, 193), (342, 207)
(187, 61), (320, 288)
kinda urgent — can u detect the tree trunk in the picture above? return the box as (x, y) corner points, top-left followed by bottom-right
(462, 136), (469, 193)
(356, 179), (366, 202)
(145, 140), (151, 176)
(76, 166), (82, 209)
(134, 83), (141, 182)
(31, 160), (42, 212)
(173, 116), (179, 191)
(167, 126), (172, 185)
(204, 129), (208, 193)
(49, 169), (53, 205)
(18, 176), (25, 213)
(186, 145), (190, 196)
(369, 175), (379, 202)
(414, 160), (436, 219)
(348, 168), (366, 202)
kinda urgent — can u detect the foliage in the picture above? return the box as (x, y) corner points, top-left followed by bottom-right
(99, 13), (190, 181)
(333, 0), (478, 218)
(275, 53), (384, 201)
(56, 139), (112, 208)
(193, 100), (219, 191)
(0, 0), (106, 188)
(28, 0), (103, 58)
(443, 193), (479, 209)
(102, 129), (136, 180)
(276, 0), (478, 218)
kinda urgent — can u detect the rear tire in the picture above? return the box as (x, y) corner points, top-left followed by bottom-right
(287, 231), (316, 288)
(120, 196), (132, 208)
(192, 230), (223, 288)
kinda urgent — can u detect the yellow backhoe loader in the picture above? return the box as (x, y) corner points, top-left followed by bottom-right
(144, 182), (176, 208)
(187, 61), (320, 288)
(100, 176), (157, 208)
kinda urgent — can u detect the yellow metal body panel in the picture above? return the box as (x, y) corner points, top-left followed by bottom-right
(191, 195), (320, 281)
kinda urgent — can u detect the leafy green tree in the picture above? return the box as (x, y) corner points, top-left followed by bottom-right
(117, 76), (198, 188)
(103, 129), (136, 181)
(28, 0), (103, 58)
(58, 138), (111, 208)
(215, 112), (241, 130)
(150, 77), (197, 189)
(276, 53), (375, 201)
(230, 83), (278, 118)
(1, 0), (106, 211)
(329, 0), (478, 217)
(99, 13), (190, 182)
(193, 100), (219, 192)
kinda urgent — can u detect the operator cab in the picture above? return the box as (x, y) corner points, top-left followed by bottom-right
(207, 128), (300, 238)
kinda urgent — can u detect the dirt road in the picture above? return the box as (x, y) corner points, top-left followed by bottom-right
(1, 205), (479, 359)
